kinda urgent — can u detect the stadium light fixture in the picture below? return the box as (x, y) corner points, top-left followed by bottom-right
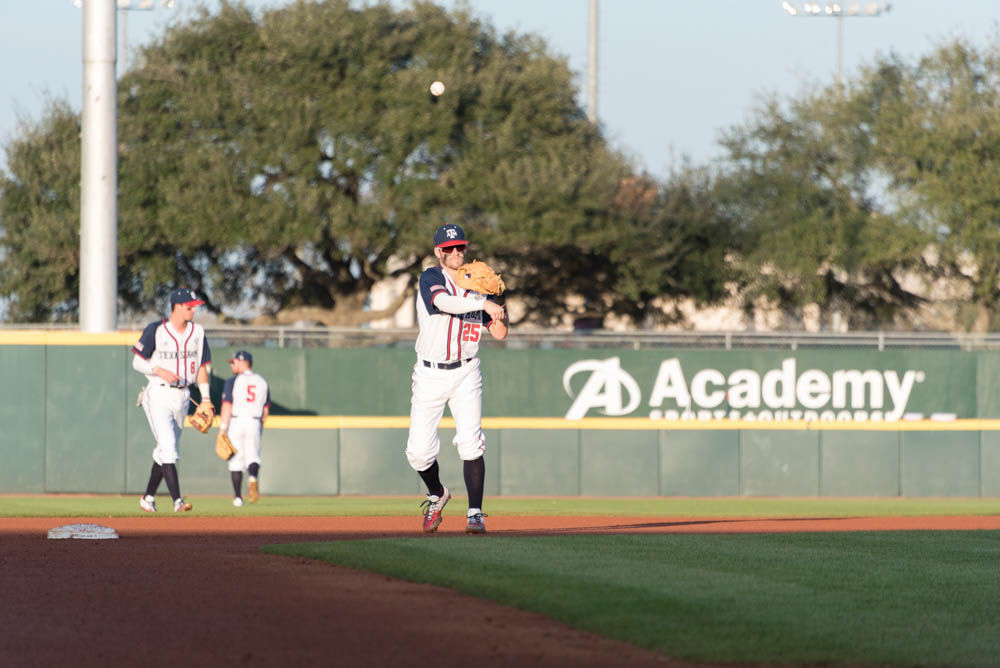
(74, 1), (175, 7)
(781, 2), (891, 86)
(73, 1), (176, 74)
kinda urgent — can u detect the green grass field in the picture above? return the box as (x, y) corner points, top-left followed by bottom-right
(265, 531), (1000, 666)
(7, 495), (1000, 665)
(2, 494), (999, 517)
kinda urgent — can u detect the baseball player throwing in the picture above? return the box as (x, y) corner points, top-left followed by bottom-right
(219, 350), (271, 506)
(406, 223), (508, 533)
(132, 287), (212, 513)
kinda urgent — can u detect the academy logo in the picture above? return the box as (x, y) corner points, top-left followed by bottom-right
(447, 228), (458, 239)
(563, 357), (930, 422)
(562, 357), (641, 419)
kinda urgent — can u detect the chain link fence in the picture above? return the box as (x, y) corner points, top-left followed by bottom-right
(4, 323), (997, 351)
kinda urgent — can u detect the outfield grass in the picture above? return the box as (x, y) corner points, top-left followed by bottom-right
(1, 494), (999, 517)
(265, 532), (1000, 666)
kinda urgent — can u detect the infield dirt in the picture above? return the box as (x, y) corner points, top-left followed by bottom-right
(2, 514), (996, 667)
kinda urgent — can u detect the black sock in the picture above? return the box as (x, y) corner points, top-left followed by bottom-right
(417, 460), (444, 497)
(161, 463), (181, 501)
(231, 470), (243, 497)
(463, 456), (485, 510)
(144, 463), (163, 498)
(248, 463), (260, 478)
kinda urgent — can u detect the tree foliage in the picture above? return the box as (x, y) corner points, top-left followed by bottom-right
(854, 38), (1000, 328)
(0, 103), (82, 321)
(716, 88), (932, 330)
(1, 0), (732, 326)
(716, 34), (1000, 331)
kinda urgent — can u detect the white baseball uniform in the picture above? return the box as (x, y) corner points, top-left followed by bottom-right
(406, 265), (496, 471)
(132, 319), (212, 465)
(221, 370), (271, 472)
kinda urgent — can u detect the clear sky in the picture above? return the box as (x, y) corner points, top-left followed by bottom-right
(1, 0), (998, 180)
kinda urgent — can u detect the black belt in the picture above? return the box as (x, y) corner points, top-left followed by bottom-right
(423, 359), (471, 370)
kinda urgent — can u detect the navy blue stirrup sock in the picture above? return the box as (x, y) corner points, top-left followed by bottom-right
(418, 460), (444, 497)
(144, 463), (163, 498)
(161, 463), (181, 500)
(463, 456), (485, 510)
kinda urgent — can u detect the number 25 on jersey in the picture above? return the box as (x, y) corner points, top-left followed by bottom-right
(461, 322), (480, 342)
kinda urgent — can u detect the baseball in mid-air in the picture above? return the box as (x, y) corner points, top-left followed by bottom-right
(429, 80), (446, 96)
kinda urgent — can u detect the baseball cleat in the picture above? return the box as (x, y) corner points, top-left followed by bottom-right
(139, 495), (157, 513)
(465, 512), (488, 534)
(248, 478), (259, 503)
(232, 497), (244, 508)
(420, 486), (451, 533)
(173, 497), (193, 513)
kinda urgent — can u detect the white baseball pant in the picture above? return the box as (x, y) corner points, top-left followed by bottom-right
(140, 384), (189, 465)
(227, 417), (263, 472)
(406, 358), (486, 471)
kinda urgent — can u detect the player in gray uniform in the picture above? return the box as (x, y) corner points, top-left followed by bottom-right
(219, 350), (271, 506)
(406, 223), (508, 533)
(132, 287), (212, 513)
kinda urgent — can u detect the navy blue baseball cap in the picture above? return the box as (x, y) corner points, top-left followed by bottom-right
(434, 223), (467, 248)
(170, 287), (204, 308)
(229, 350), (253, 365)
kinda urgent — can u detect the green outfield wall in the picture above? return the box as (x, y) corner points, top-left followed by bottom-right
(1, 332), (999, 497)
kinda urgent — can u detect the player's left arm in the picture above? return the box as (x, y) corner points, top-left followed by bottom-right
(196, 334), (212, 401)
(487, 316), (508, 340)
(196, 363), (211, 402)
(485, 295), (508, 340)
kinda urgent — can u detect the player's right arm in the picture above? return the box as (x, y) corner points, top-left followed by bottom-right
(261, 382), (271, 427)
(219, 376), (237, 434)
(131, 320), (180, 385)
(419, 268), (486, 315)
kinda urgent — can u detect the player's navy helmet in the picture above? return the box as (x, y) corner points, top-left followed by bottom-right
(169, 287), (204, 308)
(230, 350), (253, 365)
(434, 223), (467, 248)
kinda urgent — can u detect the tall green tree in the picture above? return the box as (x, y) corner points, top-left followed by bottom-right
(717, 35), (1000, 332)
(716, 84), (933, 330)
(854, 38), (1000, 330)
(1, 0), (733, 326)
(0, 102), (82, 322)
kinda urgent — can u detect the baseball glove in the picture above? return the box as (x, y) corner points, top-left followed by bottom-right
(455, 260), (505, 295)
(215, 431), (237, 461)
(190, 400), (215, 433)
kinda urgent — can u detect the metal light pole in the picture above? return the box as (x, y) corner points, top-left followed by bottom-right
(79, 0), (118, 332)
(587, 0), (598, 123)
(74, 0), (174, 332)
(781, 2), (891, 87)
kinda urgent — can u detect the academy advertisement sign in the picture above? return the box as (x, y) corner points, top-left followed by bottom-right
(557, 352), (979, 422)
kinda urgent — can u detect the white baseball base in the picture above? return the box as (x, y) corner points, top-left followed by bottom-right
(47, 523), (120, 540)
